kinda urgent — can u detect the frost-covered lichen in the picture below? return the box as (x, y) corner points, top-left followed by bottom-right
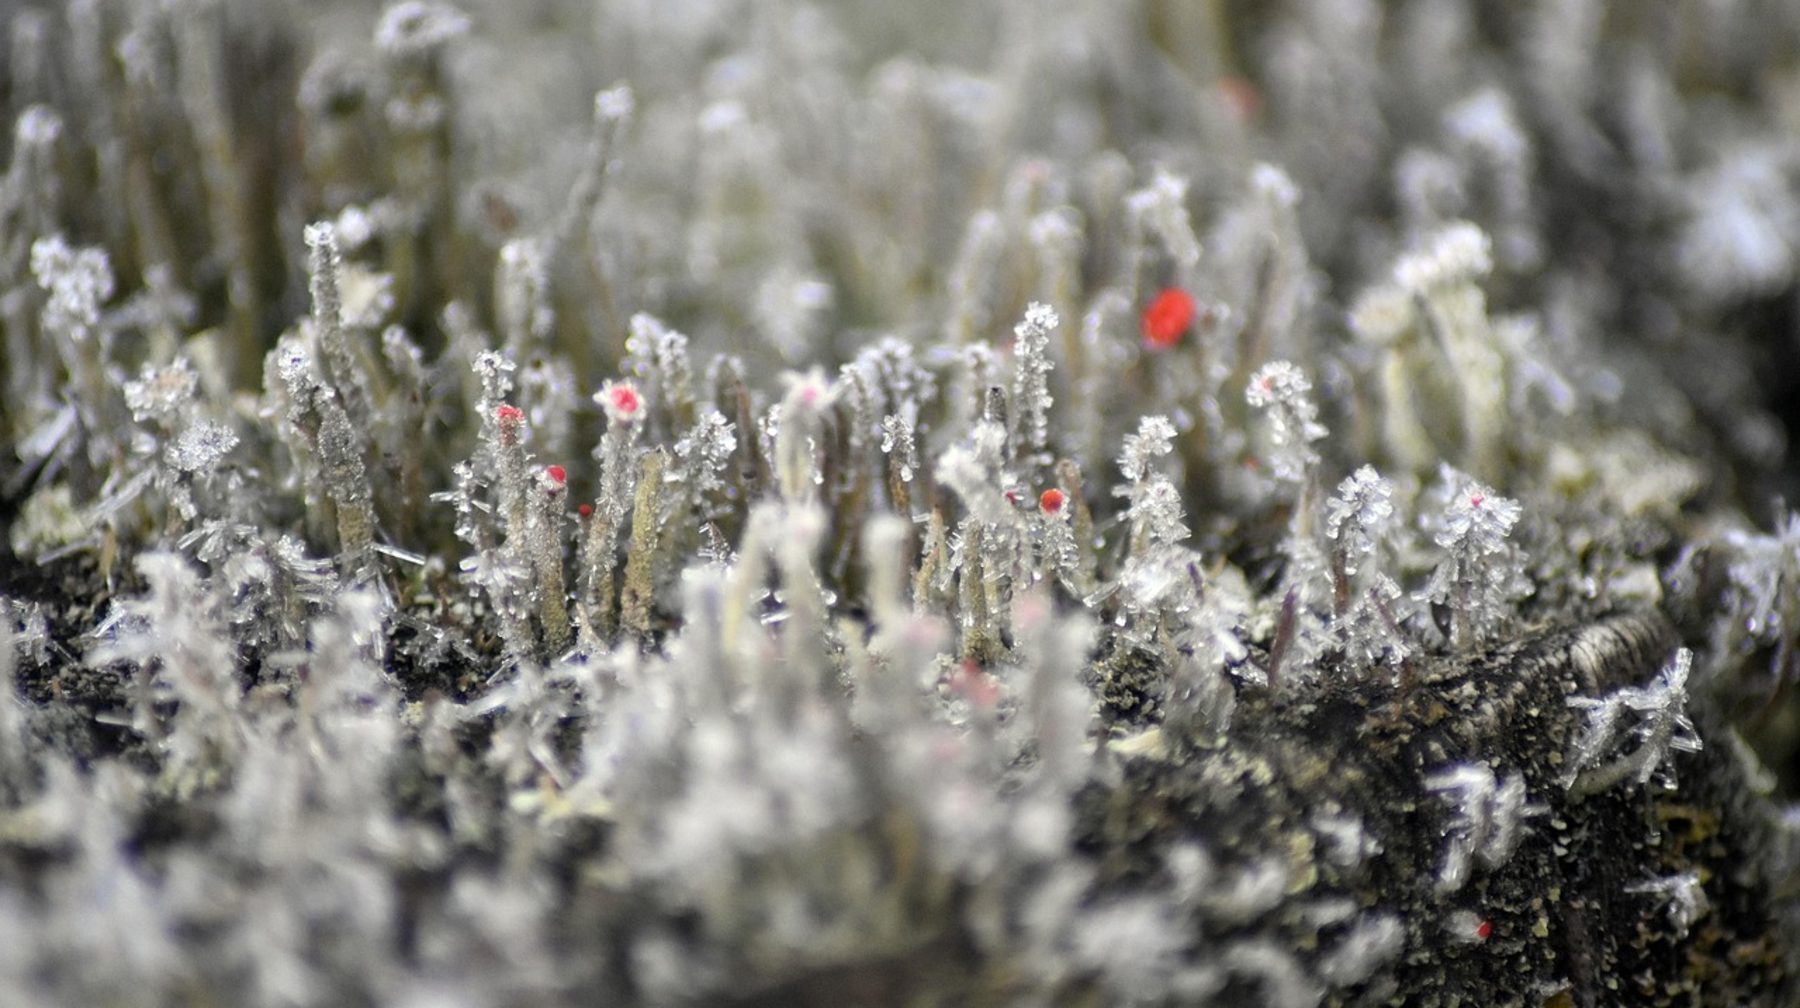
(0, 1), (1796, 1006)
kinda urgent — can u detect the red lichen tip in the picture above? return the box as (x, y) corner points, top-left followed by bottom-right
(494, 404), (524, 423)
(577, 503), (593, 519)
(1218, 76), (1262, 124)
(1039, 487), (1066, 514)
(1475, 918), (1493, 941)
(544, 465), (566, 485)
(597, 380), (644, 424)
(1141, 287), (1196, 350)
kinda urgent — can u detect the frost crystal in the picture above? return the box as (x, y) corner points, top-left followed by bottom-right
(166, 421), (239, 474)
(597, 380), (645, 427)
(1120, 415), (1177, 483)
(1564, 648), (1703, 795)
(1336, 574), (1410, 672)
(15, 105), (61, 146)
(1625, 871), (1709, 940)
(879, 414), (918, 482)
(473, 350), (517, 425)
(1679, 148), (1800, 300)
(498, 238), (554, 344)
(1718, 511), (1800, 676)
(31, 235), (114, 340)
(1436, 480), (1521, 550)
(124, 360), (200, 426)
(669, 410), (736, 500)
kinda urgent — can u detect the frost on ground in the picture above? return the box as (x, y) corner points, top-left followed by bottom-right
(0, 1), (1799, 1006)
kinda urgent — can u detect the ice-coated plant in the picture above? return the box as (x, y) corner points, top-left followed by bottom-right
(1324, 464), (1411, 674)
(1420, 474), (1525, 649)
(0, 1), (1797, 1005)
(1010, 301), (1060, 472)
(1245, 360), (1326, 487)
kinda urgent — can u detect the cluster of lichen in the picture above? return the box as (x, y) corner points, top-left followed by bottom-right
(1, 1), (1799, 1005)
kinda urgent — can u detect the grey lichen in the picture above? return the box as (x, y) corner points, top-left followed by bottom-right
(0, 1), (1798, 1006)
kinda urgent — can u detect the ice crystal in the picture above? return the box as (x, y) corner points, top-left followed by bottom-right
(594, 83), (634, 123)
(1336, 574), (1410, 672)
(1119, 415), (1177, 484)
(165, 420), (238, 474)
(596, 380), (645, 428)
(623, 313), (696, 429)
(123, 360), (199, 426)
(1564, 649), (1703, 795)
(30, 234), (113, 340)
(1625, 871), (1709, 940)
(1717, 510), (1800, 679)
(879, 414), (918, 483)
(1435, 480), (1521, 549)
(3, 2), (1796, 1003)
(669, 410), (736, 502)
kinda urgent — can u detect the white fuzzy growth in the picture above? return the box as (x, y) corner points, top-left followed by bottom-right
(1126, 168), (1202, 270)
(1679, 147), (1799, 300)
(1393, 221), (1493, 293)
(375, 1), (470, 57)
(1425, 763), (1538, 891)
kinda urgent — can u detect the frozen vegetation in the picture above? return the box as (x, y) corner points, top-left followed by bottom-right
(0, 0), (1799, 1005)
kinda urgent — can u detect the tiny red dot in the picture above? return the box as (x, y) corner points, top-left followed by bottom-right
(1475, 919), (1493, 941)
(1039, 488), (1066, 513)
(1141, 288), (1197, 350)
(495, 404), (524, 422)
(545, 465), (566, 484)
(1470, 494), (1485, 508)
(577, 503), (593, 519)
